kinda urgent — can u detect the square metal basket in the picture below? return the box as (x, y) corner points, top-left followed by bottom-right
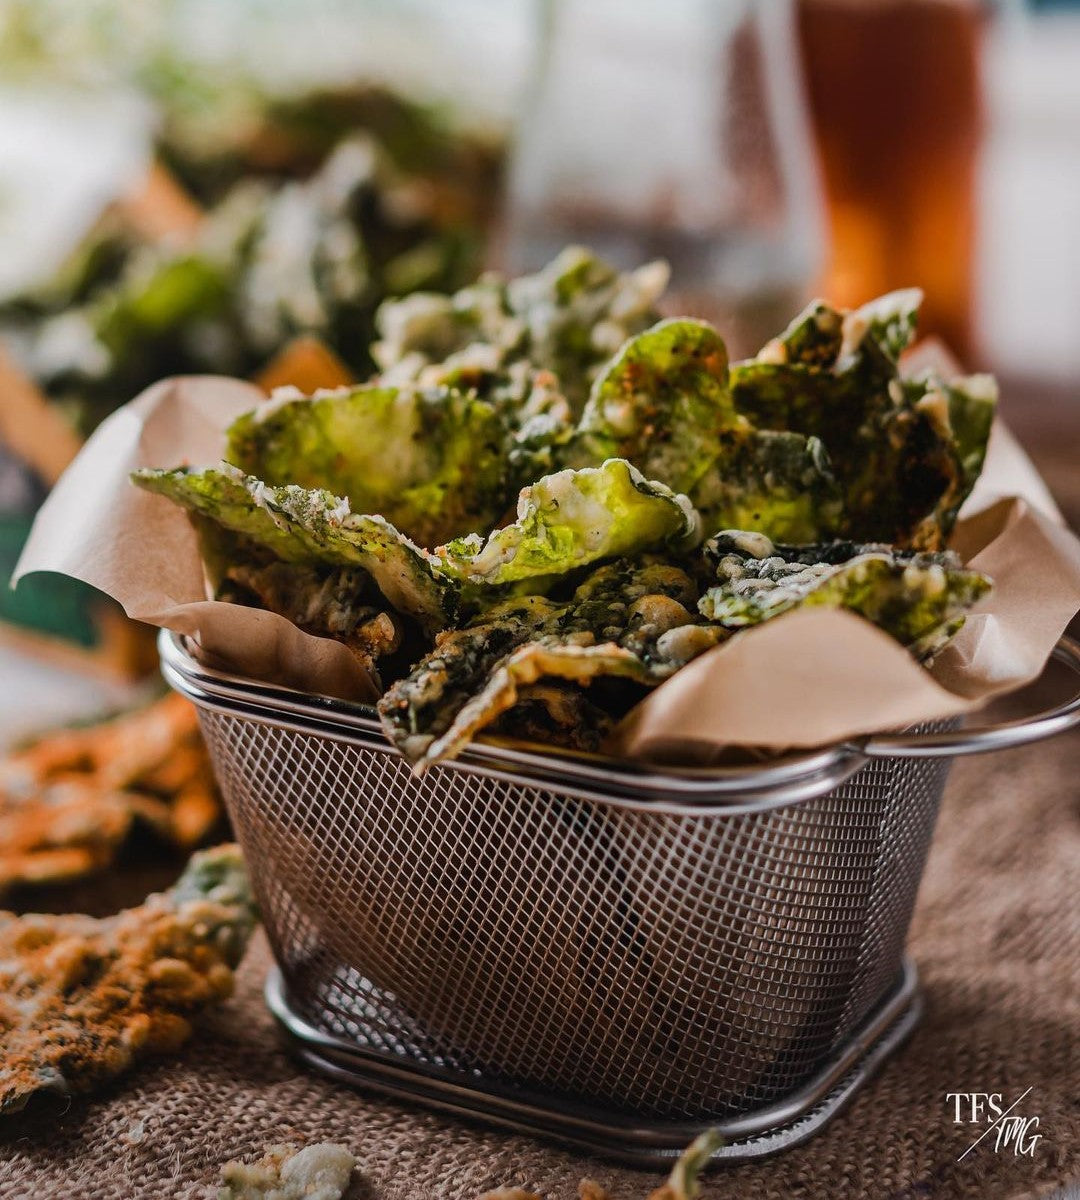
(160, 631), (1080, 1166)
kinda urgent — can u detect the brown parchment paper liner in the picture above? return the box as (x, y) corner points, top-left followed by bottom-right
(14, 375), (1080, 757)
(14, 377), (379, 702)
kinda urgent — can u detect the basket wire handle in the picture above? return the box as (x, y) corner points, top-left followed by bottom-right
(856, 635), (1080, 759)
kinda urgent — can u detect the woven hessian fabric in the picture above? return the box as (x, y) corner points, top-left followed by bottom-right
(0, 695), (1076, 1200)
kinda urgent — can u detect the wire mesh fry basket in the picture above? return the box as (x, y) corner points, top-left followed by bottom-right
(161, 631), (1080, 1165)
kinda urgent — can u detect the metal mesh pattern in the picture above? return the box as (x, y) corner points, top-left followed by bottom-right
(197, 709), (952, 1120)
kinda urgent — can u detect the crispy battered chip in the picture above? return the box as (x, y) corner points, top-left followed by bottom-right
(413, 641), (658, 768)
(850, 288), (923, 363)
(729, 291), (995, 548)
(759, 289), (921, 369)
(0, 782), (166, 890)
(490, 683), (615, 754)
(0, 844), (256, 1115)
(377, 594), (559, 764)
(374, 245), (669, 413)
(134, 464), (453, 631)
(759, 299), (844, 368)
(384, 352), (576, 489)
(570, 318), (739, 495)
(0, 691), (197, 793)
(379, 560), (725, 770)
(226, 383), (509, 546)
(562, 319), (841, 542)
(220, 560), (402, 683)
(699, 531), (991, 656)
(0, 694), (221, 892)
(900, 370), (998, 537)
(689, 429), (841, 545)
(438, 459), (701, 588)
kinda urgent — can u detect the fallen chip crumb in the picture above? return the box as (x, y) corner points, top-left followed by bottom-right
(476, 1128), (720, 1200)
(646, 1129), (723, 1200)
(121, 1117), (147, 1146)
(217, 1142), (356, 1200)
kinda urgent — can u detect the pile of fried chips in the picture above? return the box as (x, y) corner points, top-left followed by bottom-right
(134, 249), (998, 771)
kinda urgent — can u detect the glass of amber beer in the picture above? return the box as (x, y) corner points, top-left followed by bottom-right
(798, 0), (984, 361)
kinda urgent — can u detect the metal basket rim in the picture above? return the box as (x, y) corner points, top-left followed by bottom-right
(160, 630), (876, 812)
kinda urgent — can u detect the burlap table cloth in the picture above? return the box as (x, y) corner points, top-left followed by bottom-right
(0, 681), (1076, 1200)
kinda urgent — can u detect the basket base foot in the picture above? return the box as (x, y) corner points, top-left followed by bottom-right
(265, 958), (922, 1167)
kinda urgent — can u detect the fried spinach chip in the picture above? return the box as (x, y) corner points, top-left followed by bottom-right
(759, 289), (922, 369)
(848, 288), (923, 364)
(373, 245), (669, 414)
(436, 459), (701, 587)
(378, 560), (726, 770)
(729, 291), (996, 548)
(488, 682), (616, 754)
(562, 318), (842, 542)
(699, 530), (991, 657)
(900, 370), (998, 531)
(133, 464), (453, 630)
(689, 430), (842, 545)
(568, 318), (740, 494)
(225, 382), (509, 546)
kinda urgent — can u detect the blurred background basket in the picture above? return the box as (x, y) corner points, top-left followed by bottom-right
(161, 632), (1080, 1164)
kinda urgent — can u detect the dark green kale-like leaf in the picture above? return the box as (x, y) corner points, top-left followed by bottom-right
(728, 289), (993, 548)
(690, 430), (842, 544)
(378, 559), (725, 770)
(699, 530), (991, 655)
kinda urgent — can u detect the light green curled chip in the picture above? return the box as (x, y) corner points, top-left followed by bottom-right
(133, 464), (453, 630)
(225, 383), (509, 547)
(436, 458), (701, 587)
(568, 318), (743, 495)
